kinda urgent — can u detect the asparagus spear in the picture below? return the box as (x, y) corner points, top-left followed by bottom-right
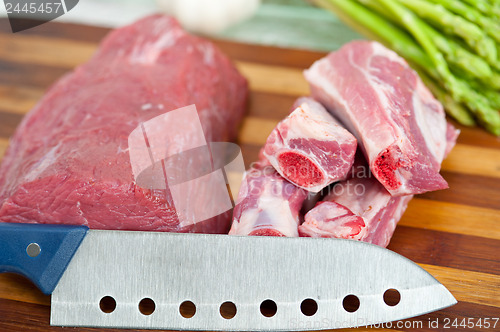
(376, 0), (500, 135)
(427, 0), (500, 43)
(396, 0), (498, 66)
(463, 0), (500, 18)
(417, 25), (500, 88)
(469, 82), (500, 110)
(314, 0), (433, 70)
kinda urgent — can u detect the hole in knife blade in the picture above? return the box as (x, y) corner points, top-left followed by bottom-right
(220, 301), (237, 319)
(260, 299), (277, 317)
(26, 243), (41, 257)
(99, 296), (116, 313)
(180, 301), (196, 318)
(342, 295), (360, 313)
(139, 298), (156, 315)
(300, 298), (318, 316)
(383, 289), (401, 306)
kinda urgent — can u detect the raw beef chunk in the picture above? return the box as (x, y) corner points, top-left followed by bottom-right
(0, 15), (248, 233)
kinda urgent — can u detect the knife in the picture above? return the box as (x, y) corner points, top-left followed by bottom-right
(0, 222), (456, 331)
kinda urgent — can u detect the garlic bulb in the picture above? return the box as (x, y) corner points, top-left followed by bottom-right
(156, 0), (261, 34)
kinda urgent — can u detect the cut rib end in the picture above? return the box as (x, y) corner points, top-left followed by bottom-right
(277, 151), (324, 189)
(373, 147), (402, 191)
(248, 228), (286, 237)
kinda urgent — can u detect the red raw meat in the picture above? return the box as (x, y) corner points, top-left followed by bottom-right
(305, 41), (459, 196)
(299, 154), (413, 247)
(0, 15), (247, 233)
(229, 155), (308, 237)
(263, 97), (357, 192)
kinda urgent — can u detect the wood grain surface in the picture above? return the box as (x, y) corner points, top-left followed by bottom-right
(0, 18), (499, 332)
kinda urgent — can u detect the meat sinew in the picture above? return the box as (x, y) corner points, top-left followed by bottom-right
(299, 154), (413, 247)
(0, 15), (248, 233)
(305, 41), (458, 196)
(263, 97), (357, 192)
(229, 154), (308, 237)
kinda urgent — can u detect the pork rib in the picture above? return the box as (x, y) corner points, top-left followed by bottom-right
(263, 97), (357, 192)
(229, 156), (308, 237)
(304, 41), (458, 196)
(299, 154), (413, 247)
(0, 15), (248, 233)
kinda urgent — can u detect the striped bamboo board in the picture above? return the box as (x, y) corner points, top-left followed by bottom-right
(0, 19), (499, 332)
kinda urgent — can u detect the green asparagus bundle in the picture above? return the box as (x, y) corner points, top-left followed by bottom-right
(427, 0), (500, 43)
(314, 0), (500, 135)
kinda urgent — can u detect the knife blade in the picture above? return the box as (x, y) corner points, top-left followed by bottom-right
(0, 222), (456, 331)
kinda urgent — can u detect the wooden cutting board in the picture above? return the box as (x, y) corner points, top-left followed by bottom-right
(0, 19), (499, 332)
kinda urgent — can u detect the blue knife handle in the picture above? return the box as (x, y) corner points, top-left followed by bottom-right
(0, 222), (88, 295)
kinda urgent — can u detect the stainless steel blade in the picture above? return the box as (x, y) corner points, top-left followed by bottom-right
(51, 230), (456, 330)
